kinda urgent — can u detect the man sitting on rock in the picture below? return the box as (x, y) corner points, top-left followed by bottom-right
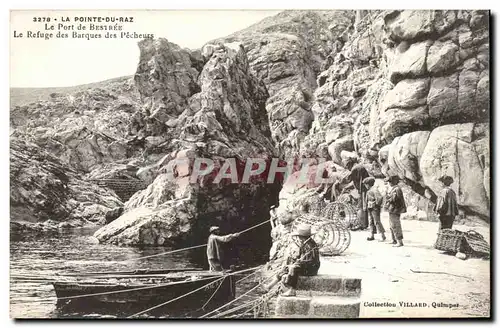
(264, 223), (320, 297)
(206, 226), (241, 272)
(434, 175), (459, 231)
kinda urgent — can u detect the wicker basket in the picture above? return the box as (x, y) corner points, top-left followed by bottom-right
(464, 230), (490, 257)
(434, 229), (467, 253)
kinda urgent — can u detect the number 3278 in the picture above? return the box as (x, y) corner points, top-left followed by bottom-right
(33, 17), (51, 22)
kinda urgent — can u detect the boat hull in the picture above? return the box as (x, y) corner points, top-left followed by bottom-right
(52, 273), (235, 317)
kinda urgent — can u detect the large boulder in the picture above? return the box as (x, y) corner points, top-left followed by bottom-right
(380, 123), (489, 219)
(384, 131), (431, 183)
(420, 123), (489, 218)
(387, 41), (431, 84)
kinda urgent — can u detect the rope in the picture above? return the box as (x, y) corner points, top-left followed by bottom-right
(200, 265), (284, 318)
(123, 218), (270, 262)
(127, 244), (206, 262)
(235, 265), (264, 284)
(348, 262), (463, 296)
(127, 266), (261, 318)
(210, 283), (280, 319)
(128, 277), (226, 318)
(199, 281), (264, 318)
(202, 238), (321, 318)
(201, 278), (225, 311)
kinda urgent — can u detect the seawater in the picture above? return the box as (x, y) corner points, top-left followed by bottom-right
(10, 227), (209, 318)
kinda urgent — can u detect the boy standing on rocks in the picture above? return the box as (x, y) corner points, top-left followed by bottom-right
(384, 175), (406, 247)
(363, 177), (386, 242)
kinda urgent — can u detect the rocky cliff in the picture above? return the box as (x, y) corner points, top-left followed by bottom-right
(209, 10), (356, 159)
(93, 39), (281, 263)
(10, 10), (490, 261)
(270, 10), (490, 221)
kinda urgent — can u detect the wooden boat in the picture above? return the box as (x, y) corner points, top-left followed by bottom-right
(52, 269), (236, 317)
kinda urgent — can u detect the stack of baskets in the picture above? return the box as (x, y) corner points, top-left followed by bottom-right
(434, 229), (490, 258)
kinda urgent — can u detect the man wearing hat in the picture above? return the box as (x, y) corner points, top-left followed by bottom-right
(206, 226), (241, 272)
(384, 175), (407, 247)
(434, 175), (459, 230)
(344, 156), (371, 230)
(264, 223), (320, 296)
(363, 177), (386, 242)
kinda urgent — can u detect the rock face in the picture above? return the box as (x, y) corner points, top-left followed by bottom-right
(420, 124), (489, 217)
(10, 10), (490, 258)
(11, 77), (142, 173)
(94, 40), (281, 263)
(209, 10), (356, 158)
(10, 138), (123, 228)
(291, 9), (489, 220)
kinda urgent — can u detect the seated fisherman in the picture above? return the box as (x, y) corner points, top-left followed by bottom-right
(206, 226), (241, 272)
(264, 223), (320, 296)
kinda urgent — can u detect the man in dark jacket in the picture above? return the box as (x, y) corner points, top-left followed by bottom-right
(434, 175), (459, 230)
(345, 157), (371, 229)
(384, 175), (406, 247)
(206, 226), (240, 271)
(363, 177), (386, 242)
(264, 224), (320, 296)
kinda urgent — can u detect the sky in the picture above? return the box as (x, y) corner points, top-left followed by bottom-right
(10, 10), (281, 88)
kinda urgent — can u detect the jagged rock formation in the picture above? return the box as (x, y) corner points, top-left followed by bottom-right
(10, 138), (123, 230)
(94, 40), (281, 263)
(209, 10), (356, 158)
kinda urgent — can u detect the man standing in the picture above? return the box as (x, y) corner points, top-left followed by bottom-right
(206, 226), (240, 272)
(384, 175), (406, 247)
(344, 157), (371, 229)
(434, 175), (459, 230)
(363, 177), (386, 242)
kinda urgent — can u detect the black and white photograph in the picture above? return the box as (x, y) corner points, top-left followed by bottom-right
(9, 8), (491, 319)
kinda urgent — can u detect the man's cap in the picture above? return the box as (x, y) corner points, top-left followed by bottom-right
(384, 175), (400, 183)
(209, 226), (220, 233)
(291, 223), (315, 237)
(363, 176), (376, 185)
(438, 175), (454, 185)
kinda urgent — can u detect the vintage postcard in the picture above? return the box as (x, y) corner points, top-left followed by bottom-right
(9, 9), (491, 319)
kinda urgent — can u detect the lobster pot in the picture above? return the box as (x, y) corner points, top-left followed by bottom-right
(294, 196), (327, 216)
(294, 214), (351, 256)
(308, 198), (327, 216)
(321, 202), (357, 228)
